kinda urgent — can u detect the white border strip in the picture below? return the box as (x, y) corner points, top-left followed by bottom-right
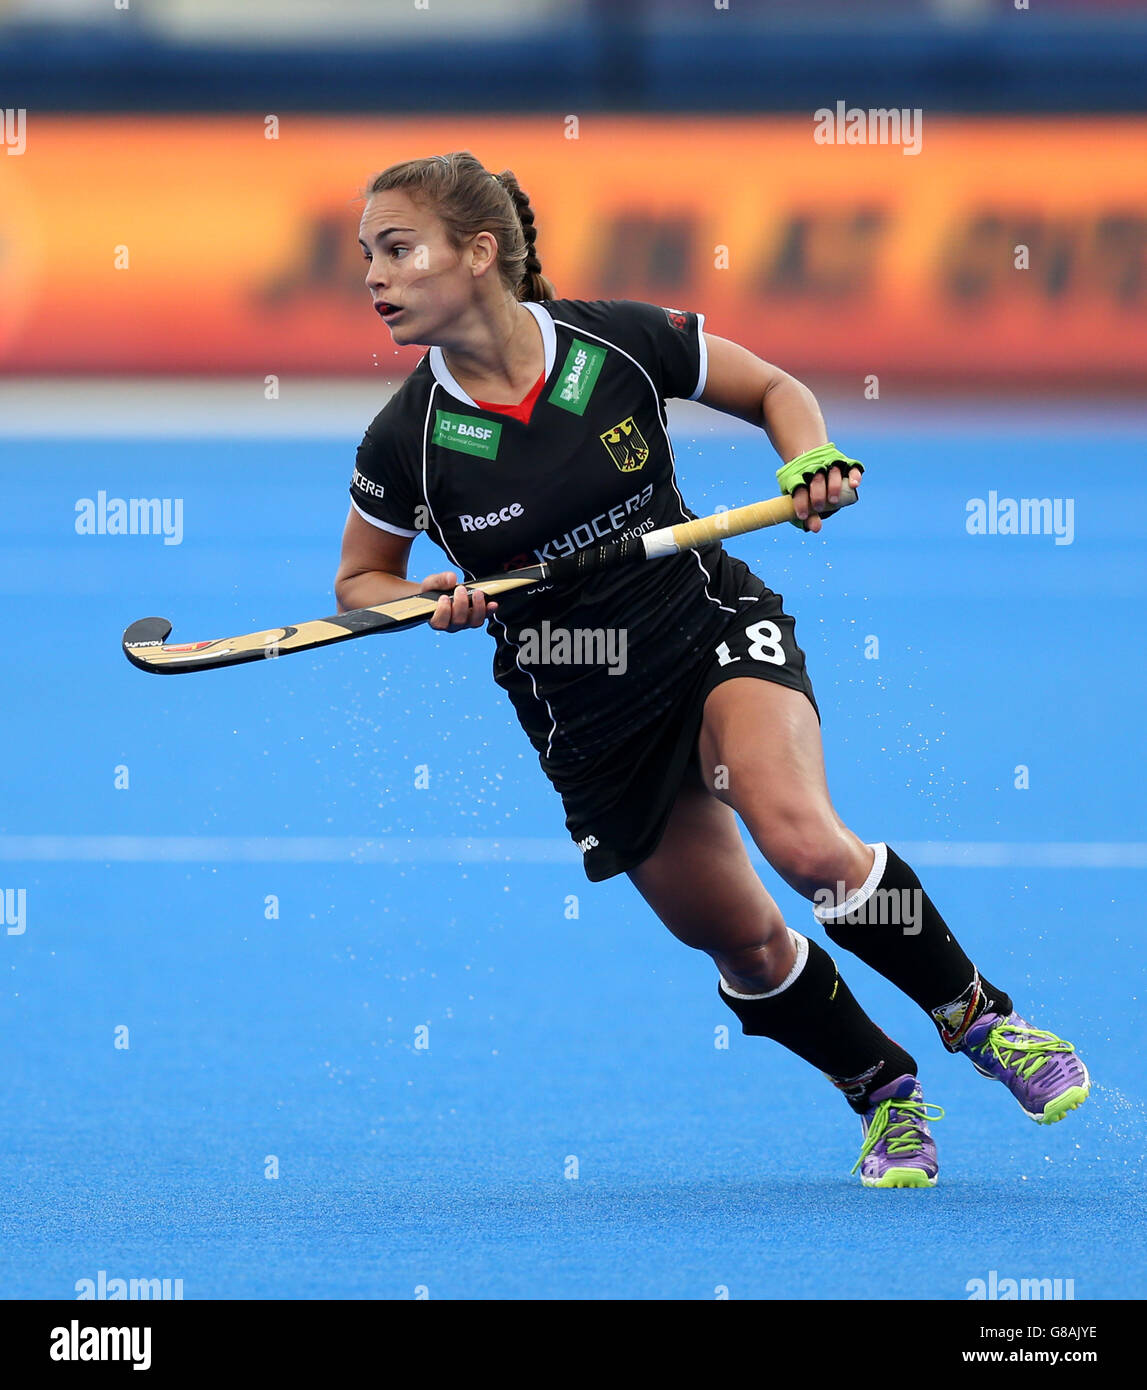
(0, 837), (1144, 866)
(688, 312), (708, 401)
(349, 497), (418, 538)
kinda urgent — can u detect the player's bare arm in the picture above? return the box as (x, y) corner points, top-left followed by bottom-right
(335, 504), (495, 631)
(699, 332), (863, 531)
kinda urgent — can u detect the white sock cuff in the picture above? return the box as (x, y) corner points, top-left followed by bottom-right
(718, 930), (809, 1000)
(812, 842), (888, 923)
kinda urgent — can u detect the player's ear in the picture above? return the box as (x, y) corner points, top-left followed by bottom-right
(467, 230), (499, 279)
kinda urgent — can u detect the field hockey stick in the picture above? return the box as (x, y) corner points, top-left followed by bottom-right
(122, 484), (857, 674)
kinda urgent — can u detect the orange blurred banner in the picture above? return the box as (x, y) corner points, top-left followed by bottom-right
(2, 115), (1144, 381)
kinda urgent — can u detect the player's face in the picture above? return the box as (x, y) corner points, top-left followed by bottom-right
(359, 193), (472, 346)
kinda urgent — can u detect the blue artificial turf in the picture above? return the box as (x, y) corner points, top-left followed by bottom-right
(3, 417), (1144, 1299)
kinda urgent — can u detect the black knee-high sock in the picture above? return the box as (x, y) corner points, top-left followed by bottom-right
(717, 934), (917, 1114)
(816, 843), (1013, 1050)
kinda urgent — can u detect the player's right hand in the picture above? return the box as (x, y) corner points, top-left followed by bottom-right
(421, 570), (497, 631)
(791, 462), (863, 533)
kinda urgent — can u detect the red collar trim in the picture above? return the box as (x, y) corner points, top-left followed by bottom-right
(473, 367), (547, 426)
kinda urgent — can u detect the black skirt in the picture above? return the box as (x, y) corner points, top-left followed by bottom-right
(537, 553), (819, 882)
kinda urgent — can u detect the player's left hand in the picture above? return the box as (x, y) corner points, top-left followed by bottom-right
(422, 570), (498, 632)
(792, 463), (863, 533)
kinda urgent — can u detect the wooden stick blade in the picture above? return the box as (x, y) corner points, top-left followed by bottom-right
(121, 566), (551, 673)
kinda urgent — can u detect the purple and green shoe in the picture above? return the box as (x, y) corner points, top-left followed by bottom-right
(957, 1011), (1090, 1124)
(851, 1074), (944, 1188)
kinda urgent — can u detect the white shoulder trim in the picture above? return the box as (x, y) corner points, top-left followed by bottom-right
(427, 301), (556, 406)
(688, 312), (708, 401)
(522, 300), (557, 377)
(427, 345), (478, 407)
(350, 497), (418, 539)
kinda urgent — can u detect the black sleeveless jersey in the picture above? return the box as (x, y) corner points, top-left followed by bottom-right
(348, 298), (765, 764)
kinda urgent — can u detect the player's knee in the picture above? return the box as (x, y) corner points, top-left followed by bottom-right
(760, 825), (855, 900)
(712, 939), (787, 990)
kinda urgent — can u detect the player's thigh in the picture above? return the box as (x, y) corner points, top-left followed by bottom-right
(696, 591), (836, 830)
(626, 765), (786, 954)
(699, 675), (835, 820)
(698, 676), (865, 887)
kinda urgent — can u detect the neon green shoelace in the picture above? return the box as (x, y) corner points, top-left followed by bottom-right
(851, 1096), (945, 1174)
(981, 1024), (1075, 1081)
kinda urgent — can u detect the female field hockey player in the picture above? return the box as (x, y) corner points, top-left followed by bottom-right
(335, 152), (1090, 1186)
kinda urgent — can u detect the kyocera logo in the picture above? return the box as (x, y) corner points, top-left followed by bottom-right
(458, 502), (525, 532)
(352, 468), (384, 500)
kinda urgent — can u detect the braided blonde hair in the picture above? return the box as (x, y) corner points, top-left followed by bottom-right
(365, 151), (556, 302)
